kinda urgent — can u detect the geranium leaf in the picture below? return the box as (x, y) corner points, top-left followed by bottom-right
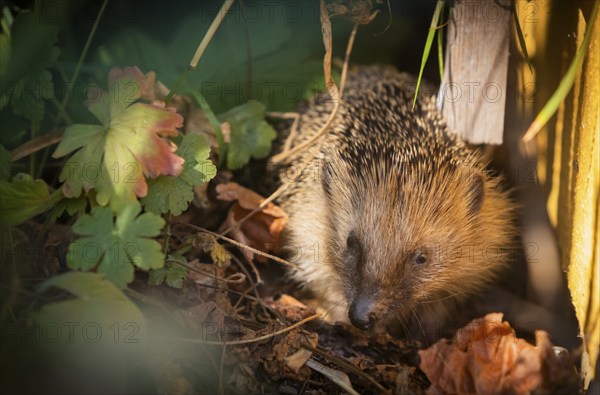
(67, 202), (165, 289)
(142, 133), (216, 215)
(218, 102), (276, 170)
(148, 255), (187, 288)
(46, 195), (88, 223)
(53, 67), (184, 212)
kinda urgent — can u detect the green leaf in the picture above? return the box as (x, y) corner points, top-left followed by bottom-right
(413, 0), (444, 110)
(52, 67), (185, 212)
(67, 202), (165, 289)
(46, 195), (88, 223)
(148, 255), (187, 288)
(219, 102), (277, 170)
(142, 133), (216, 215)
(0, 12), (60, 121)
(0, 173), (63, 226)
(142, 177), (192, 216)
(34, 271), (146, 344)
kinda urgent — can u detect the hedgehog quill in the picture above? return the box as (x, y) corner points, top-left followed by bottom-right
(276, 66), (515, 341)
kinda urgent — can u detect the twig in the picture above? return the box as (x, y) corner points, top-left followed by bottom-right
(165, 0), (236, 103)
(233, 281), (259, 310)
(10, 130), (65, 161)
(170, 313), (321, 346)
(230, 248), (262, 285)
(190, 0), (236, 69)
(375, 0), (393, 36)
(183, 224), (300, 269)
(229, 254), (269, 317)
(281, 113), (301, 153)
(169, 258), (246, 284)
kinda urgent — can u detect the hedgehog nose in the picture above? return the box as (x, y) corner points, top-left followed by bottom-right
(348, 296), (376, 330)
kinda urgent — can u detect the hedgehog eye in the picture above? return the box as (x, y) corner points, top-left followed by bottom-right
(413, 251), (428, 265)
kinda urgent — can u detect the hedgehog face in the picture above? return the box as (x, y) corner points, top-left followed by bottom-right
(327, 165), (492, 331)
(337, 227), (456, 331)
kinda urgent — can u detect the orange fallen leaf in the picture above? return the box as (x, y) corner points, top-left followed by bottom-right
(216, 182), (288, 263)
(418, 313), (579, 395)
(269, 294), (316, 322)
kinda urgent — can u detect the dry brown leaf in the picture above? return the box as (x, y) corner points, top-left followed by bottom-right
(262, 330), (318, 382)
(320, 0), (338, 100)
(216, 182), (288, 263)
(269, 294), (317, 322)
(418, 313), (578, 395)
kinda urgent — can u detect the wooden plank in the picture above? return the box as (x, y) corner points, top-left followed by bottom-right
(440, 0), (511, 144)
(562, 9), (599, 387)
(538, 4), (599, 386)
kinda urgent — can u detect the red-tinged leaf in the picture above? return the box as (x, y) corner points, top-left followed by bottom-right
(53, 67), (184, 211)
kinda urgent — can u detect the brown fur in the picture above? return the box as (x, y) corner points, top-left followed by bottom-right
(276, 66), (515, 340)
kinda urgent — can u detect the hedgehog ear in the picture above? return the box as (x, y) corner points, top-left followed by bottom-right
(466, 172), (485, 216)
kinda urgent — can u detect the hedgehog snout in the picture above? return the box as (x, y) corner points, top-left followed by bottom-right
(348, 293), (377, 330)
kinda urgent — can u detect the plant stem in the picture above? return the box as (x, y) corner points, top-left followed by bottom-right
(437, 2), (445, 81)
(189, 91), (227, 168)
(513, 3), (534, 74)
(190, 0), (236, 69)
(163, 213), (172, 260)
(164, 0), (236, 103)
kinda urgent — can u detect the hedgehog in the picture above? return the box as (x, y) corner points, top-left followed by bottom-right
(275, 65), (515, 341)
